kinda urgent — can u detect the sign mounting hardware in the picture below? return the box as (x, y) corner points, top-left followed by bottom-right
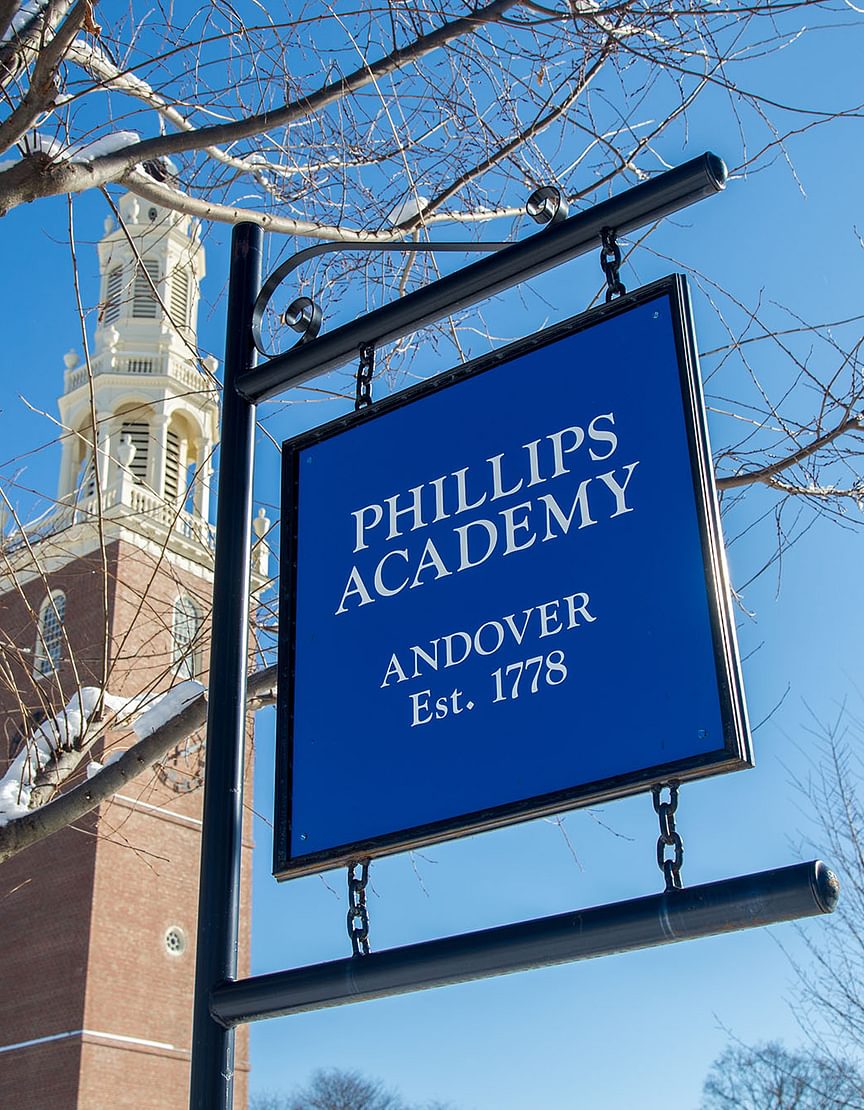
(346, 860), (372, 956)
(600, 226), (627, 302)
(355, 342), (375, 411)
(653, 783), (684, 892)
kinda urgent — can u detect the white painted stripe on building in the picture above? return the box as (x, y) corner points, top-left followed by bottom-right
(0, 1028), (179, 1054)
(83, 1029), (178, 1051)
(0, 1030), (76, 1054)
(113, 793), (203, 827)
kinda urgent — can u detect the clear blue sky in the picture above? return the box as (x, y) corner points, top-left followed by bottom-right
(2, 7), (863, 1108)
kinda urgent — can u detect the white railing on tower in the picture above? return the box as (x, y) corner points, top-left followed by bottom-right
(63, 354), (206, 394)
(2, 471), (215, 554)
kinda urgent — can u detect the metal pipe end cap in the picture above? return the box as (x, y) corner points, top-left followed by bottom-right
(813, 860), (841, 914)
(705, 153), (728, 191)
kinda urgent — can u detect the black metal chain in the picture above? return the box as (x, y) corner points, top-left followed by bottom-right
(355, 342), (375, 410)
(600, 227), (627, 303)
(347, 860), (371, 956)
(652, 783), (684, 892)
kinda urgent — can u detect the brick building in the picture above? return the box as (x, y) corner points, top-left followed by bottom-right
(0, 195), (264, 1109)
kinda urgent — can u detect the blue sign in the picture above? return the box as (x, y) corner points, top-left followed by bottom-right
(275, 276), (752, 878)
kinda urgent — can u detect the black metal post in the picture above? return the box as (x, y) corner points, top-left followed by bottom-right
(238, 152), (727, 402)
(189, 223), (262, 1110)
(209, 861), (838, 1026)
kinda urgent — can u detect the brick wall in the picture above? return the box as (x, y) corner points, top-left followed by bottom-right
(0, 536), (254, 1109)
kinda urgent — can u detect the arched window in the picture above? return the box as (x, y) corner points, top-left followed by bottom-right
(34, 591), (66, 677)
(132, 260), (160, 318)
(172, 595), (202, 680)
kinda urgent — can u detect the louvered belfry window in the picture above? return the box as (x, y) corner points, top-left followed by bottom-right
(120, 421), (149, 484)
(34, 591), (66, 677)
(132, 260), (160, 318)
(164, 428), (181, 502)
(170, 269), (190, 327)
(103, 265), (123, 324)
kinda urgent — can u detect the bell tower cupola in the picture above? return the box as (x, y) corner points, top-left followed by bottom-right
(56, 194), (220, 568)
(0, 192), (258, 1110)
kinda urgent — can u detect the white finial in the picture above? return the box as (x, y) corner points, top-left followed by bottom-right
(103, 214), (114, 234)
(252, 506), (270, 539)
(127, 196), (140, 223)
(63, 349), (79, 369)
(105, 325), (119, 351)
(116, 435), (136, 471)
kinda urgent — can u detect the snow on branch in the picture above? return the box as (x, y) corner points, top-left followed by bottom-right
(0, 0), (49, 45)
(0, 665), (276, 865)
(15, 129), (141, 163)
(132, 681), (205, 740)
(0, 680), (203, 825)
(65, 37), (311, 193)
(0, 0), (524, 217)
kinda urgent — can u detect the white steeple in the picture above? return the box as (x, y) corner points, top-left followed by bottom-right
(55, 193), (221, 570)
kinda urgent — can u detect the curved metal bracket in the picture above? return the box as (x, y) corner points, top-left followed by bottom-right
(251, 239), (510, 359)
(250, 186), (568, 360)
(526, 185), (568, 227)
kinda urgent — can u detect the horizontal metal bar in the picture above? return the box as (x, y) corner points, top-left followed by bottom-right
(210, 860), (838, 1027)
(237, 152), (727, 403)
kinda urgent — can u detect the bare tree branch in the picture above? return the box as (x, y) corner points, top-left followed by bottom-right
(0, 0), (522, 211)
(0, 663), (276, 865)
(717, 416), (864, 492)
(0, 0), (93, 153)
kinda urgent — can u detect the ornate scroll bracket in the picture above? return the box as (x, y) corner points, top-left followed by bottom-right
(250, 187), (568, 360)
